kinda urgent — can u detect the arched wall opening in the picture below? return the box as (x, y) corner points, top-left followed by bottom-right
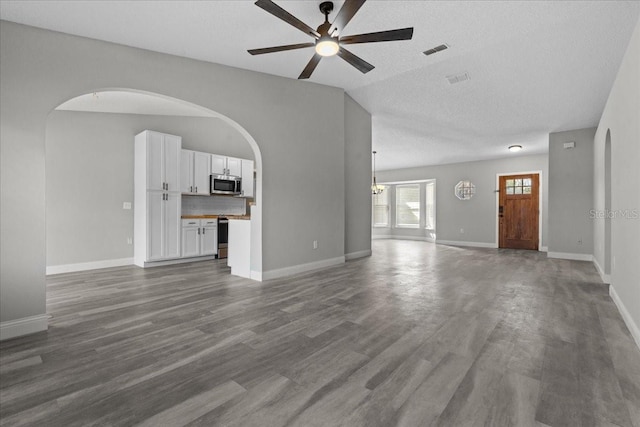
(604, 129), (612, 275)
(44, 88), (263, 277)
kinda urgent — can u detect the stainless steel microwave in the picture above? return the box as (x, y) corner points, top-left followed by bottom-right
(210, 175), (241, 195)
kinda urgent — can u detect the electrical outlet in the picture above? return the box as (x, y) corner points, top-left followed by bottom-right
(127, 237), (133, 245)
(313, 240), (318, 249)
(123, 202), (132, 210)
(460, 228), (465, 234)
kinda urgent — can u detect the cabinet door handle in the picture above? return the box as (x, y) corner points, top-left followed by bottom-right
(198, 228), (201, 235)
(202, 228), (205, 234)
(195, 186), (197, 193)
(166, 183), (169, 191)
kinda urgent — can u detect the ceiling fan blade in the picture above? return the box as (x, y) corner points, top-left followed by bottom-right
(248, 42), (315, 55)
(330, 0), (366, 35)
(254, 0), (320, 39)
(298, 53), (322, 79)
(340, 27), (414, 45)
(337, 47), (374, 74)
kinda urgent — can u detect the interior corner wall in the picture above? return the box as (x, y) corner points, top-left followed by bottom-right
(45, 110), (254, 267)
(0, 20), (353, 332)
(374, 154), (549, 247)
(594, 17), (640, 343)
(344, 94), (372, 258)
(547, 127), (596, 256)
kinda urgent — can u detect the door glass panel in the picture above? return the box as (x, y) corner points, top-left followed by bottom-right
(515, 179), (522, 186)
(506, 187), (514, 195)
(523, 186), (532, 194)
(506, 179), (514, 187)
(515, 187), (523, 194)
(523, 178), (532, 186)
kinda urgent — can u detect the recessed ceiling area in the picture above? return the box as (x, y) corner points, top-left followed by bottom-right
(2, 1), (639, 170)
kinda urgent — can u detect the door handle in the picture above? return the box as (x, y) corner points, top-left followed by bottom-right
(202, 228), (205, 234)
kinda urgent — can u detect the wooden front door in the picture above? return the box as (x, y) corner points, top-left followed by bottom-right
(499, 174), (539, 250)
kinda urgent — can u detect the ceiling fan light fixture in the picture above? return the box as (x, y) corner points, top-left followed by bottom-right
(315, 36), (339, 56)
(509, 144), (523, 152)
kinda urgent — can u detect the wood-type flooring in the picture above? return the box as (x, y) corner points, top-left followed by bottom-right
(1, 240), (639, 426)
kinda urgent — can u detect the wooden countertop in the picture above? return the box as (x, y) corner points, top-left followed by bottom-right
(181, 215), (251, 220)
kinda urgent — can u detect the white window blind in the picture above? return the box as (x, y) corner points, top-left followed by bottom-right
(426, 181), (436, 230)
(396, 184), (420, 227)
(373, 190), (389, 227)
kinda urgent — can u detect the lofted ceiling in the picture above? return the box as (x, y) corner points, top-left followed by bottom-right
(1, 1), (639, 170)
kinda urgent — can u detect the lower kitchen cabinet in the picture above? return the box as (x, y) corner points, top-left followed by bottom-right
(181, 219), (217, 258)
(138, 191), (181, 264)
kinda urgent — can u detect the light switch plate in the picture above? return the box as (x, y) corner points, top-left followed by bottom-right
(123, 202), (132, 210)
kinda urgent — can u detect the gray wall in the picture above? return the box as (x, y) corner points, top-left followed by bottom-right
(374, 154), (549, 248)
(0, 21), (369, 326)
(344, 94), (372, 257)
(594, 17), (640, 338)
(45, 110), (253, 267)
(548, 127), (595, 255)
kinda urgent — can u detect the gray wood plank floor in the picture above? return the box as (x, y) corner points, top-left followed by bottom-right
(1, 240), (639, 426)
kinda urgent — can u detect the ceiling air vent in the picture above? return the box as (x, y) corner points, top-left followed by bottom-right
(423, 44), (448, 56)
(446, 72), (470, 85)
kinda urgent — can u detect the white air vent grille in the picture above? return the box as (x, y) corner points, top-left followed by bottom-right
(423, 44), (449, 56)
(446, 72), (470, 85)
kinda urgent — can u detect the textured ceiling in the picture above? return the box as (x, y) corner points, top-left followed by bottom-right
(2, 1), (639, 170)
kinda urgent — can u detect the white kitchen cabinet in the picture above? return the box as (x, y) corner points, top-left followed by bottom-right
(181, 219), (200, 258)
(134, 130), (182, 267)
(143, 191), (181, 262)
(139, 130), (181, 192)
(201, 219), (218, 256)
(211, 154), (242, 177)
(181, 150), (211, 195)
(240, 159), (255, 198)
(181, 219), (217, 258)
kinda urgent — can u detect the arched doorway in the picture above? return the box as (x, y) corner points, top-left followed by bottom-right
(604, 129), (612, 277)
(45, 88), (263, 278)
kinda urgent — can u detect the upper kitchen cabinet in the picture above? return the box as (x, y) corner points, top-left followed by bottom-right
(241, 159), (255, 198)
(136, 130), (181, 192)
(181, 150), (211, 195)
(211, 154), (242, 177)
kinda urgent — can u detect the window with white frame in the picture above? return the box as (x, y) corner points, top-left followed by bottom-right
(396, 184), (420, 227)
(373, 190), (389, 227)
(425, 181), (436, 230)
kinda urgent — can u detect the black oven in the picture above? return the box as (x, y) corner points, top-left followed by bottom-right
(217, 217), (228, 259)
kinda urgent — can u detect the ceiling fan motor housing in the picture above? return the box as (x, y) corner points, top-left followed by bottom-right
(319, 2), (334, 17)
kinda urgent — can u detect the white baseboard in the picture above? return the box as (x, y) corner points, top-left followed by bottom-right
(593, 258), (611, 284)
(47, 258), (133, 275)
(540, 246), (548, 252)
(436, 240), (498, 249)
(345, 249), (372, 261)
(0, 314), (48, 341)
(140, 256), (217, 268)
(372, 235), (434, 242)
(610, 285), (640, 351)
(262, 256), (345, 281)
(372, 235), (393, 240)
(250, 270), (263, 282)
(547, 252), (593, 261)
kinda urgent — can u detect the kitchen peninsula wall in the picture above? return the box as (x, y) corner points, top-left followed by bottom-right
(182, 196), (246, 217)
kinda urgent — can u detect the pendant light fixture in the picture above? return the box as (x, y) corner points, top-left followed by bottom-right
(372, 151), (384, 195)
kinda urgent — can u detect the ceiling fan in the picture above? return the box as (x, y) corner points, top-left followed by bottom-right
(248, 0), (414, 79)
